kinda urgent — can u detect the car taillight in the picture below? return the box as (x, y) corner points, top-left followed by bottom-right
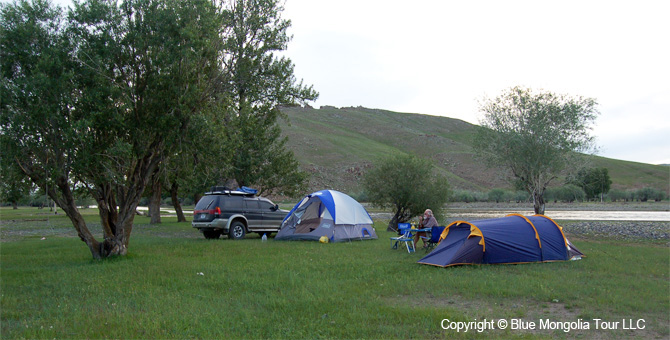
(194, 207), (221, 216)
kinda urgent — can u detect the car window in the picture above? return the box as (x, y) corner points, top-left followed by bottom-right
(195, 196), (218, 210)
(244, 199), (260, 210)
(225, 196), (244, 210)
(259, 200), (274, 210)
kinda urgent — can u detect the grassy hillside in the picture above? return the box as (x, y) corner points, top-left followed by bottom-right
(279, 106), (669, 195)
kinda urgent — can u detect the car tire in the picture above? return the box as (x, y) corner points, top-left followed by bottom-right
(203, 230), (222, 239)
(228, 221), (246, 240)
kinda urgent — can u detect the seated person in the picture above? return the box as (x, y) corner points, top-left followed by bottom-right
(414, 209), (437, 249)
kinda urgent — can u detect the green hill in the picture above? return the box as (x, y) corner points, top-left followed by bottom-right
(279, 106), (669, 195)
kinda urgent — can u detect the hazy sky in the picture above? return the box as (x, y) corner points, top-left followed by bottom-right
(7, 0), (669, 164)
(280, 0), (670, 164)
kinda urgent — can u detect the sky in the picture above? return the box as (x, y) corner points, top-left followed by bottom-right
(6, 0), (669, 164)
(279, 0), (670, 165)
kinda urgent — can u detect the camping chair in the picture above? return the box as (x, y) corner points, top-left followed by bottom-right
(390, 223), (415, 253)
(420, 226), (445, 253)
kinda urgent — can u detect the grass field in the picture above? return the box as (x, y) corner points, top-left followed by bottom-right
(1, 207), (669, 339)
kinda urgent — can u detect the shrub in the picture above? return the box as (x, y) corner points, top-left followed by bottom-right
(607, 189), (631, 202)
(546, 185), (585, 203)
(635, 187), (667, 202)
(513, 191), (530, 203)
(451, 190), (486, 203)
(487, 188), (506, 203)
(349, 191), (369, 203)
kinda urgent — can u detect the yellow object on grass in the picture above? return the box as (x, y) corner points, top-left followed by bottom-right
(319, 236), (329, 243)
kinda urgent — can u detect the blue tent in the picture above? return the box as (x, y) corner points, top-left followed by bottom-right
(418, 214), (583, 267)
(275, 190), (377, 242)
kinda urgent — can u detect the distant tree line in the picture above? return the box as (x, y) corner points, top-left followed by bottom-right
(442, 186), (667, 204)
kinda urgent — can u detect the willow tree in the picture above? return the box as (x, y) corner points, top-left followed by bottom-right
(569, 167), (612, 202)
(1, 0), (223, 258)
(219, 0), (318, 196)
(474, 86), (599, 215)
(363, 154), (451, 231)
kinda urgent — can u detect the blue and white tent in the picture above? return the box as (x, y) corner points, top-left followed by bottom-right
(275, 190), (377, 242)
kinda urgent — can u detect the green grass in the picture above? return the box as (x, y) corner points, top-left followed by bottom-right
(1, 207), (669, 339)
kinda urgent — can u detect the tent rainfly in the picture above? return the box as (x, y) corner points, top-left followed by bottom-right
(418, 214), (583, 267)
(275, 190), (377, 242)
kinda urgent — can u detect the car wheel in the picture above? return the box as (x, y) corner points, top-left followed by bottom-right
(203, 230), (221, 239)
(228, 221), (246, 240)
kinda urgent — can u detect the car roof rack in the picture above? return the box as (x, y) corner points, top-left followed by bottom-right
(205, 186), (255, 196)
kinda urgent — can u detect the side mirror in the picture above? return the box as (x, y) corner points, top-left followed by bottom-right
(272, 204), (279, 211)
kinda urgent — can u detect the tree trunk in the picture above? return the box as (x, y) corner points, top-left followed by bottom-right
(12, 201), (18, 209)
(387, 211), (402, 232)
(148, 173), (162, 224)
(94, 184), (128, 258)
(533, 192), (546, 215)
(170, 181), (186, 222)
(52, 177), (113, 259)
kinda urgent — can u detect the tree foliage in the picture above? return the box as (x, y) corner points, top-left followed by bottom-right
(362, 154), (451, 231)
(474, 86), (599, 214)
(1, 0), (224, 258)
(0, 158), (33, 209)
(1, 0), (317, 257)
(218, 0), (318, 196)
(569, 167), (612, 201)
(1, 0), (84, 236)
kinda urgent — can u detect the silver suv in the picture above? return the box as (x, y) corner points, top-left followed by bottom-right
(192, 188), (288, 240)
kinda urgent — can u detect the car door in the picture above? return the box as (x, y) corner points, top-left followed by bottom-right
(243, 198), (263, 230)
(259, 199), (285, 228)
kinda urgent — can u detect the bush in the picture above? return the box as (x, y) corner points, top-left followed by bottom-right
(607, 189), (631, 202)
(513, 191), (529, 203)
(28, 192), (48, 207)
(363, 154), (450, 230)
(181, 197), (194, 206)
(450, 190), (486, 203)
(487, 188), (506, 203)
(349, 191), (369, 203)
(546, 185), (585, 203)
(635, 187), (667, 202)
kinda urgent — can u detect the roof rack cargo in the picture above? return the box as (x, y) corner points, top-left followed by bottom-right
(205, 186), (256, 196)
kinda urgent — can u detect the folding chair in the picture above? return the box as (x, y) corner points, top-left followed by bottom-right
(420, 226), (445, 253)
(390, 223), (415, 253)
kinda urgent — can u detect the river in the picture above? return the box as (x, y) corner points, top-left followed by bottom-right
(368, 210), (670, 222)
(143, 205), (670, 222)
(447, 210), (670, 222)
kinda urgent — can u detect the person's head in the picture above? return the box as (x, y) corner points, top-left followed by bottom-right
(424, 209), (433, 218)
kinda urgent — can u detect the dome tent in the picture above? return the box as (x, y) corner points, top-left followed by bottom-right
(275, 190), (377, 242)
(418, 214), (583, 267)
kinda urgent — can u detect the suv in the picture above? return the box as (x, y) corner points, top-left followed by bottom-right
(192, 188), (289, 240)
